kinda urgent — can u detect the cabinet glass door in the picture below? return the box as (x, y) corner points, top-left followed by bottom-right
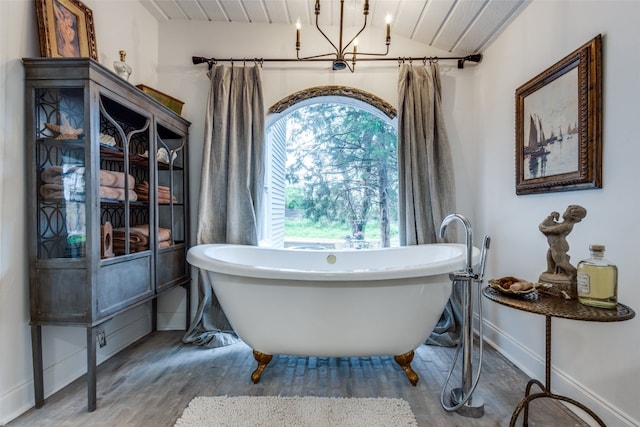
(35, 87), (87, 259)
(156, 126), (186, 248)
(99, 95), (151, 258)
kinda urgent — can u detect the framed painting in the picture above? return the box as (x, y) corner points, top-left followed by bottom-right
(515, 35), (602, 195)
(35, 0), (98, 60)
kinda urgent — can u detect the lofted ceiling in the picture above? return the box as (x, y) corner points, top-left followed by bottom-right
(140, 0), (530, 56)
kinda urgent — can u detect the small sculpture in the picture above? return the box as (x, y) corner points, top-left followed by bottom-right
(113, 50), (132, 81)
(538, 205), (587, 297)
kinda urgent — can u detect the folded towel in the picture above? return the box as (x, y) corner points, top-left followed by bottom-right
(41, 166), (135, 189)
(158, 197), (177, 204)
(39, 183), (85, 201)
(135, 180), (150, 191)
(113, 228), (149, 246)
(129, 224), (172, 242)
(113, 240), (171, 254)
(112, 224), (172, 254)
(100, 170), (134, 189)
(135, 180), (172, 193)
(40, 184), (137, 202)
(135, 181), (176, 203)
(112, 241), (148, 254)
(41, 165), (84, 183)
(100, 186), (138, 201)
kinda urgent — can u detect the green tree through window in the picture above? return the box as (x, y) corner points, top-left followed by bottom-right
(284, 103), (398, 247)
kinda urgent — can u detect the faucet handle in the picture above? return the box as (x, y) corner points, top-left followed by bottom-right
(477, 235), (491, 281)
(449, 271), (477, 281)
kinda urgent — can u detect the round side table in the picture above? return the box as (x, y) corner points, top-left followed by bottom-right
(482, 286), (635, 427)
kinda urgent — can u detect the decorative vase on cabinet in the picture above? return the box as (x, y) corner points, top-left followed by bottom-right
(23, 57), (191, 412)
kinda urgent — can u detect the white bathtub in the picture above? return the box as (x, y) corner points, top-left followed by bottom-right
(187, 243), (479, 385)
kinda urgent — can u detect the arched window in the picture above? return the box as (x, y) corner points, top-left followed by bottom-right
(263, 87), (398, 249)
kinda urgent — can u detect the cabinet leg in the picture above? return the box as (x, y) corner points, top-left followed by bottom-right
(152, 298), (158, 332)
(183, 281), (191, 330)
(31, 325), (44, 408)
(86, 327), (97, 412)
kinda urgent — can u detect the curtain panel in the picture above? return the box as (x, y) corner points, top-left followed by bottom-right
(397, 63), (461, 346)
(183, 65), (265, 348)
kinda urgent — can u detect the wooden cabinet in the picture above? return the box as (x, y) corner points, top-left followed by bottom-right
(23, 57), (191, 411)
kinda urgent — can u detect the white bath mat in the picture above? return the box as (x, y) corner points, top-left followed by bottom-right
(174, 395), (418, 426)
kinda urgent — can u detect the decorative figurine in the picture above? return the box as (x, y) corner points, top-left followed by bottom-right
(113, 50), (132, 81)
(538, 204), (587, 298)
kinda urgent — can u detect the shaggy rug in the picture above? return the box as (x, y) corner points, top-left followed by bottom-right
(174, 395), (418, 426)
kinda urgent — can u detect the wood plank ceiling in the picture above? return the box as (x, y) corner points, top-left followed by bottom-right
(140, 0), (530, 56)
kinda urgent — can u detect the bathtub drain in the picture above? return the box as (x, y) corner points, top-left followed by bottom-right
(326, 254), (337, 264)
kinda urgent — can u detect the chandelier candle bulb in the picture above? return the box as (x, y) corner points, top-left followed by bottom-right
(296, 20), (301, 49)
(577, 244), (618, 309)
(386, 15), (391, 44)
(352, 40), (357, 68)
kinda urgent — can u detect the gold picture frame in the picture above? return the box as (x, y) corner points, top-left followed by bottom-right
(515, 35), (602, 195)
(35, 0), (98, 60)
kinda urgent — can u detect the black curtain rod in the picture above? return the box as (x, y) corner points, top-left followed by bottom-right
(192, 53), (482, 70)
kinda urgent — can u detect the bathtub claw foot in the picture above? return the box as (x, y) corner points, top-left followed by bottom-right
(251, 350), (273, 383)
(394, 351), (419, 386)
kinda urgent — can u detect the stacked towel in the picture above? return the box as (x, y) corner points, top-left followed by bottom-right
(135, 180), (177, 204)
(113, 224), (172, 254)
(39, 184), (136, 201)
(40, 166), (137, 202)
(39, 165), (85, 201)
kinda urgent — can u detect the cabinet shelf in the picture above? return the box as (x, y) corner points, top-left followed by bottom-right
(38, 137), (85, 148)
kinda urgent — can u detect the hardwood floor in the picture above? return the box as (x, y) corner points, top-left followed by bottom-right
(8, 331), (588, 426)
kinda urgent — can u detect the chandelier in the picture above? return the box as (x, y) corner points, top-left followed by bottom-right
(296, 0), (391, 72)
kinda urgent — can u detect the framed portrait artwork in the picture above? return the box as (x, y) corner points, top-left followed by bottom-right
(515, 35), (602, 195)
(35, 0), (98, 60)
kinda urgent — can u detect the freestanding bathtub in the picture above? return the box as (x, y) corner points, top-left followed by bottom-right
(187, 243), (479, 385)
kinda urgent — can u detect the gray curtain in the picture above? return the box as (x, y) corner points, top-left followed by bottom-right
(397, 63), (461, 346)
(183, 64), (265, 348)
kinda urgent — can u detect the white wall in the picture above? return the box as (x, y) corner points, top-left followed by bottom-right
(476, 1), (640, 426)
(0, 1), (160, 423)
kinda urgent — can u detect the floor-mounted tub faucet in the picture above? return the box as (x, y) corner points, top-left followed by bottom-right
(439, 213), (490, 419)
(440, 213), (474, 277)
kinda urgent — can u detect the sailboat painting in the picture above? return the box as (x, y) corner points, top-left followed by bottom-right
(523, 66), (579, 180)
(515, 35), (602, 195)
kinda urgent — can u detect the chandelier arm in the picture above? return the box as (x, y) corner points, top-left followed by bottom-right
(314, 12), (340, 57)
(339, 0), (369, 56)
(344, 45), (390, 59)
(345, 61), (355, 73)
(341, 18), (368, 55)
(297, 52), (342, 61)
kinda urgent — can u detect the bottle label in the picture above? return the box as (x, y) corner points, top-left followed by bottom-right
(577, 272), (590, 295)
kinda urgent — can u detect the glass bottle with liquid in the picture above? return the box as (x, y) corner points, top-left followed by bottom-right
(577, 244), (618, 309)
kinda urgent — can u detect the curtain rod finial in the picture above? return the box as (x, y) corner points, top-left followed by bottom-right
(457, 53), (482, 69)
(466, 53), (482, 63)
